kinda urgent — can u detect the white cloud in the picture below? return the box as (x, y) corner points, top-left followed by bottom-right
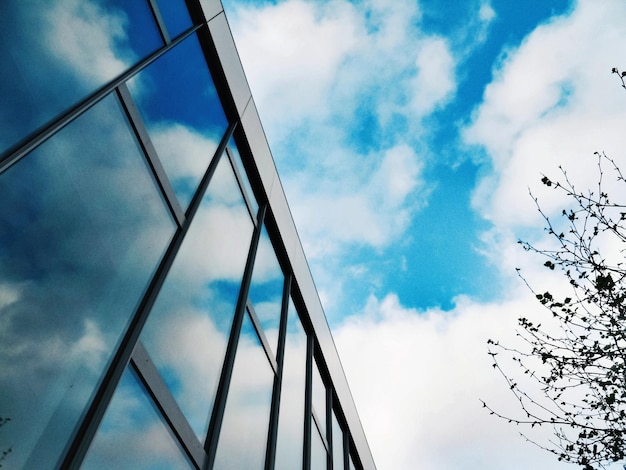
(334, 291), (624, 470)
(287, 144), (425, 256)
(225, 0), (459, 258)
(409, 37), (456, 114)
(464, 0), (626, 228)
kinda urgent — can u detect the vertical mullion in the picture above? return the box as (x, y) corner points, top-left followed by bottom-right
(303, 335), (314, 470)
(147, 0), (172, 44)
(204, 203), (268, 468)
(343, 433), (350, 470)
(264, 274), (292, 470)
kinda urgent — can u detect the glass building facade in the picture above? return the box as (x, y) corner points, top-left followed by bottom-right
(0, 0), (376, 469)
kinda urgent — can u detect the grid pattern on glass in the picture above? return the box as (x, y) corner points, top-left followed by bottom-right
(247, 224), (284, 358)
(0, 0), (162, 156)
(82, 366), (193, 470)
(213, 311), (275, 469)
(0, 93), (176, 468)
(127, 32), (228, 210)
(274, 299), (307, 469)
(311, 422), (329, 470)
(139, 151), (254, 442)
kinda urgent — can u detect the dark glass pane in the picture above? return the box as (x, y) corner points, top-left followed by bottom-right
(128, 33), (228, 210)
(247, 225), (284, 357)
(0, 0), (162, 155)
(213, 312), (274, 469)
(82, 366), (192, 469)
(140, 153), (254, 442)
(311, 424), (328, 470)
(312, 363), (327, 438)
(332, 412), (344, 470)
(155, 0), (193, 39)
(0, 93), (175, 468)
(275, 300), (307, 470)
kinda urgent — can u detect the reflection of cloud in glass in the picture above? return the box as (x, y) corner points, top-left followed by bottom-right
(332, 411), (344, 470)
(213, 313), (274, 469)
(248, 226), (284, 356)
(127, 33), (228, 210)
(0, 0), (161, 154)
(140, 154), (254, 442)
(274, 300), (307, 469)
(82, 366), (192, 470)
(151, 124), (220, 207)
(0, 94), (175, 468)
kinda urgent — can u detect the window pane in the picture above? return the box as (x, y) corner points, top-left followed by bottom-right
(155, 0), (193, 39)
(312, 363), (327, 438)
(128, 33), (228, 210)
(140, 153), (254, 442)
(82, 366), (192, 470)
(0, 0), (162, 154)
(227, 138), (259, 217)
(332, 412), (344, 470)
(0, 93), (175, 468)
(311, 424), (328, 470)
(213, 312), (274, 469)
(247, 225), (284, 357)
(275, 300), (307, 470)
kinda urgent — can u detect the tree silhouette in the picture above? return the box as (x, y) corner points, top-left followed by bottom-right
(483, 70), (626, 470)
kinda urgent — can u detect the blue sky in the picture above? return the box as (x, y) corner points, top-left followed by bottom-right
(221, 0), (626, 468)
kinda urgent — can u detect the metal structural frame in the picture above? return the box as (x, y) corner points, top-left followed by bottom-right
(0, 0), (376, 469)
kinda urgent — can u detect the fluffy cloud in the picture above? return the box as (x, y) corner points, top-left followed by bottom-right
(225, 0), (459, 258)
(334, 291), (621, 469)
(464, 0), (626, 228)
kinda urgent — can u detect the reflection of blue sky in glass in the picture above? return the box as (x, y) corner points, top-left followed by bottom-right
(129, 33), (228, 209)
(82, 366), (192, 470)
(0, 0), (162, 155)
(274, 299), (307, 469)
(155, 0), (193, 39)
(140, 153), (253, 442)
(248, 225), (284, 356)
(0, 93), (175, 468)
(213, 312), (274, 469)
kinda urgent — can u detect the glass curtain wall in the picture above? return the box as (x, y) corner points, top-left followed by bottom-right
(0, 0), (366, 469)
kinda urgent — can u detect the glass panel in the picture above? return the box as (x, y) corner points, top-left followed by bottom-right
(227, 138), (259, 217)
(0, 0), (162, 155)
(275, 300), (307, 470)
(0, 93), (175, 468)
(155, 0), (193, 39)
(82, 366), (192, 470)
(128, 33), (228, 210)
(247, 225), (284, 357)
(312, 362), (327, 438)
(213, 312), (274, 469)
(332, 412), (344, 470)
(349, 454), (356, 470)
(311, 424), (328, 470)
(140, 153), (254, 442)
